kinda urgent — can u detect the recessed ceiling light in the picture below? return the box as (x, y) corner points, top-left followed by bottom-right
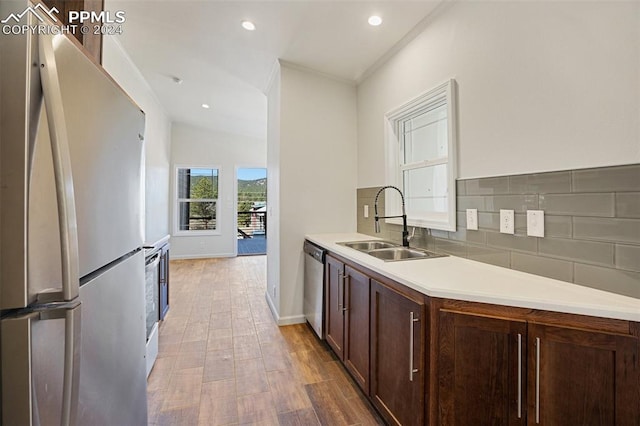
(368, 15), (382, 26)
(201, 104), (210, 109)
(241, 20), (256, 31)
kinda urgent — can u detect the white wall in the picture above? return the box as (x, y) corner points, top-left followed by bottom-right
(266, 65), (281, 315)
(267, 62), (358, 324)
(170, 122), (266, 259)
(358, 1), (640, 185)
(102, 36), (172, 245)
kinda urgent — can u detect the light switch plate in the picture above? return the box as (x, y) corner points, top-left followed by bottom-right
(500, 209), (515, 234)
(466, 209), (478, 230)
(527, 210), (545, 237)
(364, 205), (369, 218)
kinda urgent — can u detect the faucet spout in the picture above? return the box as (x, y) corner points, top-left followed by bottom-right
(373, 185), (410, 247)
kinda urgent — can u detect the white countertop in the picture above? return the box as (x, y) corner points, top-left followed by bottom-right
(306, 233), (640, 322)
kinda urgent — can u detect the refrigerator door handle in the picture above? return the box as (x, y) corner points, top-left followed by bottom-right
(1, 300), (81, 426)
(61, 303), (81, 426)
(38, 33), (80, 302)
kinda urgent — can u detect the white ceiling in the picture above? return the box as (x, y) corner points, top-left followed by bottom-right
(106, 1), (441, 139)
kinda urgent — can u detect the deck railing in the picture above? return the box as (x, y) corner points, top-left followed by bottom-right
(237, 211), (267, 238)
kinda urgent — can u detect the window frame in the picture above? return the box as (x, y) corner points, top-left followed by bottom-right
(173, 165), (221, 236)
(384, 79), (458, 231)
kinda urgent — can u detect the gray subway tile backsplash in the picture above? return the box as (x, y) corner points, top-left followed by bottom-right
(572, 164), (640, 193)
(573, 217), (640, 244)
(616, 193), (640, 218)
(508, 171), (572, 194)
(615, 244), (640, 273)
(485, 195), (538, 213)
(511, 252), (574, 282)
(357, 163), (640, 299)
(538, 238), (614, 266)
(574, 263), (640, 299)
(539, 193), (615, 217)
(465, 177), (510, 195)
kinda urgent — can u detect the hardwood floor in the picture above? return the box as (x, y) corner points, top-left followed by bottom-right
(148, 256), (384, 426)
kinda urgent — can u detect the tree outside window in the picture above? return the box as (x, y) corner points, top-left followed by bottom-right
(176, 167), (219, 232)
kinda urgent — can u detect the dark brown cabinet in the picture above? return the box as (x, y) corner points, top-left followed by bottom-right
(40, 0), (104, 63)
(325, 256), (371, 393)
(370, 279), (426, 426)
(321, 248), (639, 426)
(438, 310), (527, 425)
(325, 255), (345, 359)
(159, 243), (170, 320)
(344, 265), (370, 392)
(528, 323), (639, 425)
(437, 308), (639, 426)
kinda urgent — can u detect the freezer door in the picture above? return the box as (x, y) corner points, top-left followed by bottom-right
(0, 1), (43, 309)
(1, 21), (145, 310)
(76, 250), (147, 425)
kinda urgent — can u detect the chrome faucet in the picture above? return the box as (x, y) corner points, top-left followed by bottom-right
(374, 185), (410, 247)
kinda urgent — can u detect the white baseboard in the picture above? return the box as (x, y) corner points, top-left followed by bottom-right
(264, 291), (306, 326)
(265, 290), (278, 322)
(277, 315), (306, 326)
(170, 252), (235, 260)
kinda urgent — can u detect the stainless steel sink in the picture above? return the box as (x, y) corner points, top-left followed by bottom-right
(367, 247), (447, 261)
(340, 240), (399, 251)
(338, 240), (447, 261)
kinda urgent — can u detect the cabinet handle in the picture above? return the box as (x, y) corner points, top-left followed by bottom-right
(535, 337), (541, 424)
(517, 333), (522, 419)
(409, 312), (419, 382)
(337, 271), (343, 310)
(343, 275), (349, 312)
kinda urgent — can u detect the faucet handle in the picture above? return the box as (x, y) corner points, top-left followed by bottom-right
(409, 227), (417, 241)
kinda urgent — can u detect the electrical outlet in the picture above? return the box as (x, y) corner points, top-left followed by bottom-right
(500, 209), (515, 234)
(527, 210), (545, 237)
(364, 205), (369, 218)
(466, 209), (478, 230)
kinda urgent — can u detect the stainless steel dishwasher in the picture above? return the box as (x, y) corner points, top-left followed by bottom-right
(303, 240), (326, 339)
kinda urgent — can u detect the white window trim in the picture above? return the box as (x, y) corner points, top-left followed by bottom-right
(173, 164), (222, 236)
(384, 79), (458, 231)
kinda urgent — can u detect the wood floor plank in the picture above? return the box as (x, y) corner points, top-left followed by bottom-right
(289, 349), (332, 384)
(233, 334), (261, 360)
(235, 357), (270, 396)
(162, 367), (203, 411)
(154, 406), (200, 426)
(152, 257), (383, 426)
(260, 342), (293, 372)
(277, 408), (321, 426)
(236, 391), (279, 424)
(266, 369), (312, 413)
(198, 378), (238, 426)
(203, 348), (235, 382)
(305, 379), (361, 425)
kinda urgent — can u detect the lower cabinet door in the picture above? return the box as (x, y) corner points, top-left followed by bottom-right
(528, 323), (639, 425)
(370, 280), (426, 426)
(344, 265), (370, 394)
(325, 255), (345, 359)
(438, 310), (527, 426)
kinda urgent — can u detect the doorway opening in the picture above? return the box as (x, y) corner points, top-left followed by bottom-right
(236, 168), (267, 256)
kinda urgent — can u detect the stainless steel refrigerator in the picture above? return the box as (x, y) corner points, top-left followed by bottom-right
(1, 2), (148, 424)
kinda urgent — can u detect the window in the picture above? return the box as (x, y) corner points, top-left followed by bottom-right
(384, 80), (457, 231)
(175, 167), (219, 233)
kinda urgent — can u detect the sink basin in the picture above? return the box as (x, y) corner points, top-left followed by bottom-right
(339, 240), (399, 251)
(367, 247), (447, 262)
